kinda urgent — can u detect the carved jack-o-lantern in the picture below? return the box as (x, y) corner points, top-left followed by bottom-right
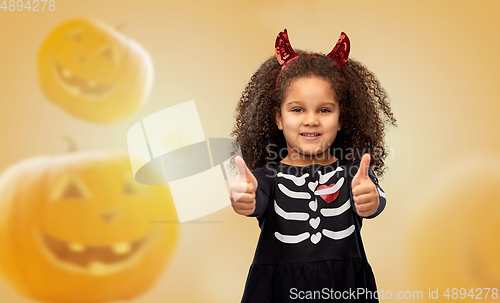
(0, 152), (178, 303)
(407, 168), (500, 294)
(37, 18), (153, 124)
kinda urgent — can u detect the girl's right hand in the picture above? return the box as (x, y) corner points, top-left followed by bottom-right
(230, 156), (258, 216)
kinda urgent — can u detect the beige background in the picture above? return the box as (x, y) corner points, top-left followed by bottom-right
(1, 0), (499, 302)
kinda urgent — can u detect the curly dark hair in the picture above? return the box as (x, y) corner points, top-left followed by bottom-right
(230, 50), (397, 177)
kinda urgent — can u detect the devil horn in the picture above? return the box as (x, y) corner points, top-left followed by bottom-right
(327, 32), (350, 69)
(275, 29), (298, 66)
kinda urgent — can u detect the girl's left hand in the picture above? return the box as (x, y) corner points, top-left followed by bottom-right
(351, 154), (379, 217)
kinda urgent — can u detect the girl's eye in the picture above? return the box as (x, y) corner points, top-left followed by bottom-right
(319, 109), (331, 113)
(291, 108), (303, 112)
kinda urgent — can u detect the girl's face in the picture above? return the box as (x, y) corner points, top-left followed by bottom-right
(275, 76), (341, 166)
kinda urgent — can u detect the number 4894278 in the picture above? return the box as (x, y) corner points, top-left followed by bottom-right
(1, 0), (55, 11)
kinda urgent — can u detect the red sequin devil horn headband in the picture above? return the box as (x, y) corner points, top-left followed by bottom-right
(274, 29), (351, 88)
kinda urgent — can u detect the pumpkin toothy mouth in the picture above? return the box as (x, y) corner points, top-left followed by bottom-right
(52, 60), (116, 99)
(36, 229), (156, 276)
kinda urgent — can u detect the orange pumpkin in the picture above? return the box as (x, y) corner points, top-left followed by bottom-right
(407, 165), (500, 298)
(0, 152), (179, 303)
(37, 18), (153, 124)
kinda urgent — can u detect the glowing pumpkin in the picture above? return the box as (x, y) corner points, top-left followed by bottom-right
(37, 18), (153, 124)
(406, 165), (500, 297)
(0, 152), (179, 303)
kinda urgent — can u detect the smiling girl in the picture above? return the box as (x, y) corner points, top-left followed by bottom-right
(230, 29), (396, 302)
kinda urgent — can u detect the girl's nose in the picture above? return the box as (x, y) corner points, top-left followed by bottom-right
(304, 113), (319, 126)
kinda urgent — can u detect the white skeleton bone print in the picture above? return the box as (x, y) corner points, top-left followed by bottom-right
(273, 166), (355, 245)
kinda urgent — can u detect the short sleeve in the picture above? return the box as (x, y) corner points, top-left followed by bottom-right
(348, 161), (387, 219)
(246, 165), (274, 219)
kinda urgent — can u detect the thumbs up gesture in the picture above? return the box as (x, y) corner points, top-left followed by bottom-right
(351, 153), (379, 217)
(230, 156), (258, 216)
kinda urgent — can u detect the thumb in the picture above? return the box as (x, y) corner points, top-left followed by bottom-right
(235, 156), (252, 184)
(352, 153), (370, 185)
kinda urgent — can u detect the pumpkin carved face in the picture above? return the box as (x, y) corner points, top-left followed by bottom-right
(0, 152), (178, 303)
(407, 166), (500, 292)
(37, 18), (153, 124)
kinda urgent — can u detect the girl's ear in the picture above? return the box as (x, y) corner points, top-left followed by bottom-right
(337, 120), (342, 131)
(275, 109), (283, 130)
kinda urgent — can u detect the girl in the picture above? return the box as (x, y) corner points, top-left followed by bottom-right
(230, 29), (396, 302)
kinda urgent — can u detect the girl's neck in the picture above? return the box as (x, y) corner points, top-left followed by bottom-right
(280, 155), (338, 167)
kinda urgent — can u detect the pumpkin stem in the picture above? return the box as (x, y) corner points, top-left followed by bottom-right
(64, 136), (78, 152)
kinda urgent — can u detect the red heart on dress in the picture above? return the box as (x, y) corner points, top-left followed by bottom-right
(317, 184), (339, 204)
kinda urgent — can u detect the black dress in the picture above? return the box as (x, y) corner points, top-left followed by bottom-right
(241, 159), (386, 302)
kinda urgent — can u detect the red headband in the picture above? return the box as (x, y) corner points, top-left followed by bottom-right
(274, 29), (350, 89)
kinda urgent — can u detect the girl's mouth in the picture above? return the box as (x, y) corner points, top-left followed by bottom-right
(300, 133), (321, 140)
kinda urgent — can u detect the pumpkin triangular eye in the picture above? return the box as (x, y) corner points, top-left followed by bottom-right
(61, 181), (85, 199)
(50, 175), (90, 202)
